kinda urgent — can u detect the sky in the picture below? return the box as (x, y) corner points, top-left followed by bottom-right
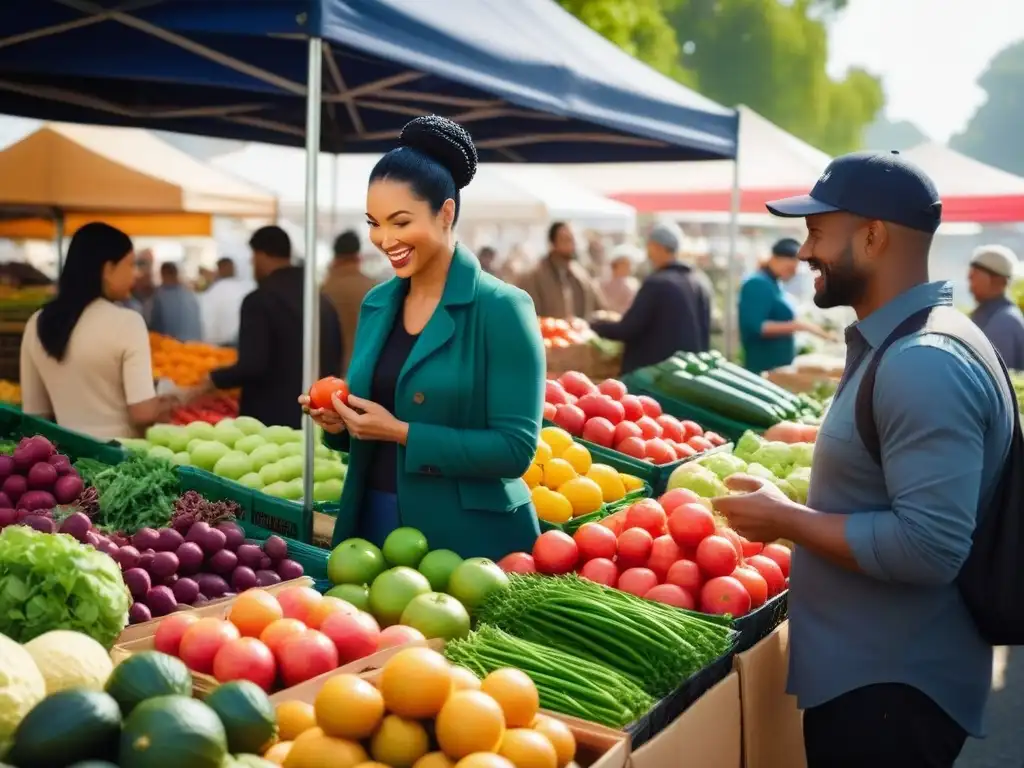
(828, 0), (1024, 142)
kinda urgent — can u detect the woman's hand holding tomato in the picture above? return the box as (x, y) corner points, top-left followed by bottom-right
(331, 394), (409, 444)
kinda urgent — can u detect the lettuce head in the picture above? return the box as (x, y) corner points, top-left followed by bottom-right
(789, 442), (815, 468)
(734, 431), (765, 462)
(0, 526), (130, 649)
(698, 452), (748, 480)
(666, 463), (728, 498)
(786, 465), (812, 504)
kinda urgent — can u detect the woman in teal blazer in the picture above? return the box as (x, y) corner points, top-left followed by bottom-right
(301, 116), (544, 561)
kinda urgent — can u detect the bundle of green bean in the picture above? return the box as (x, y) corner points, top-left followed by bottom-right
(475, 573), (735, 697)
(445, 625), (653, 728)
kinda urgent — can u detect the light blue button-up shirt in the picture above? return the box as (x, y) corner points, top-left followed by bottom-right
(788, 281), (1013, 737)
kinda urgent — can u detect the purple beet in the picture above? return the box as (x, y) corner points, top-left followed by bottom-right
(145, 586), (177, 617)
(255, 569), (282, 587)
(155, 527), (184, 553)
(207, 549), (238, 576)
(262, 535), (288, 562)
(129, 602), (152, 624)
(172, 577), (200, 605)
(175, 542), (204, 575)
(276, 559), (304, 580)
(216, 521), (245, 551)
(231, 566), (258, 592)
(148, 551), (179, 580)
(113, 545), (141, 571)
(123, 568), (151, 600)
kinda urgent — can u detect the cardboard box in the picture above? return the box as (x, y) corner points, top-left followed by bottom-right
(271, 639), (629, 768)
(115, 576), (315, 644)
(734, 622), (805, 768)
(631, 671), (741, 768)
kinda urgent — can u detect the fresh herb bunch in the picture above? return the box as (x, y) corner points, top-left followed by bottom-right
(73, 455), (180, 534)
(171, 490), (238, 531)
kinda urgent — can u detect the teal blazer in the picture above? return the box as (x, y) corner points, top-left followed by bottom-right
(325, 244), (544, 560)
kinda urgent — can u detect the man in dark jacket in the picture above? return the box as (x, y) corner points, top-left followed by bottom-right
(207, 226), (343, 428)
(590, 222), (711, 374)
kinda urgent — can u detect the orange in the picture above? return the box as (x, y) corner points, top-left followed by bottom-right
(499, 729), (558, 768)
(450, 666), (482, 691)
(282, 731), (367, 768)
(264, 740), (293, 765)
(435, 690), (506, 759)
(276, 586), (324, 625)
(533, 441), (553, 466)
(413, 752), (456, 768)
(306, 596), (356, 630)
(229, 589), (285, 637)
(275, 700), (318, 741)
(315, 674), (385, 740)
(530, 487), (573, 525)
(522, 463), (543, 489)
(481, 669), (539, 728)
(261, 619), (309, 658)
(380, 647), (453, 719)
(531, 716), (575, 768)
(370, 714), (431, 768)
(455, 755), (515, 768)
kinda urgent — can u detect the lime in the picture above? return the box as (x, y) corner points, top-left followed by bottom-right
(417, 549), (464, 592)
(327, 538), (386, 585)
(325, 583), (370, 612)
(381, 527), (430, 568)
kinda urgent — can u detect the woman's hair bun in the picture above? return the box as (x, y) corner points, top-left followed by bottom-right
(399, 115), (478, 190)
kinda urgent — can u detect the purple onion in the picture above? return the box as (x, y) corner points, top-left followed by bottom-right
(276, 559), (305, 580)
(145, 586), (177, 617)
(216, 521), (245, 551)
(155, 527), (185, 553)
(114, 545), (141, 571)
(255, 569), (282, 587)
(231, 566), (258, 592)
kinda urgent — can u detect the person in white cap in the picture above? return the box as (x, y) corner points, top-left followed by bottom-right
(968, 244), (1024, 370)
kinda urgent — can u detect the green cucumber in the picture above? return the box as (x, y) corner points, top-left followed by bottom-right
(105, 651), (193, 716)
(703, 369), (799, 418)
(716, 360), (803, 405)
(119, 695), (227, 768)
(658, 371), (781, 427)
(8, 690), (121, 768)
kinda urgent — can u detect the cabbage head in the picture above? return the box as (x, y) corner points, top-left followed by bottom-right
(775, 479), (799, 502)
(699, 452), (747, 480)
(0, 526), (130, 649)
(734, 431), (765, 462)
(666, 463), (728, 498)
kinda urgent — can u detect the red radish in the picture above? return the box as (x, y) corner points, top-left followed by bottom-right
(618, 567), (659, 597)
(647, 535), (684, 580)
(579, 558), (618, 587)
(497, 552), (536, 574)
(619, 395), (644, 422)
(668, 504), (716, 548)
(616, 527), (653, 568)
(532, 531), (578, 575)
(573, 523), (617, 562)
(746, 555), (787, 597)
(598, 379), (627, 400)
(696, 535), (740, 578)
(624, 499), (667, 536)
(377, 624), (426, 650)
(665, 559), (703, 593)
(760, 543), (792, 577)
(637, 395), (663, 418)
(644, 583), (695, 609)
(701, 576), (751, 616)
(732, 566), (768, 609)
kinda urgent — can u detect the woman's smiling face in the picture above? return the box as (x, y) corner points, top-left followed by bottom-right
(366, 178), (454, 279)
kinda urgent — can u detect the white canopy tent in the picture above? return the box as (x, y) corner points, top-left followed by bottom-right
(212, 145), (637, 241)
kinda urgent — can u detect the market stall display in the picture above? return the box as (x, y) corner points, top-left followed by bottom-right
(169, 392), (239, 426)
(149, 332), (238, 388)
(541, 318), (623, 381)
(0, 380), (20, 405)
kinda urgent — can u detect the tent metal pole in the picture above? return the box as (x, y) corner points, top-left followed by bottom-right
(724, 133), (741, 361)
(330, 153), (339, 238)
(301, 37), (323, 524)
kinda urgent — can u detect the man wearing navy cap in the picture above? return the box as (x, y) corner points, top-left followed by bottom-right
(713, 151), (1015, 766)
(738, 237), (831, 373)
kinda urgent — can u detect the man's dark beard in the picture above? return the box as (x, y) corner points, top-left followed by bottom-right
(811, 241), (866, 309)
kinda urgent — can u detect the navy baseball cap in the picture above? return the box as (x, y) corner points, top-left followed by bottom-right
(766, 150), (942, 234)
(771, 238), (801, 258)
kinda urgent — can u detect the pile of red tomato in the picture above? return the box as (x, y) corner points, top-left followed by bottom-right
(150, 585), (425, 692)
(539, 317), (588, 349)
(544, 372), (727, 465)
(499, 488), (791, 618)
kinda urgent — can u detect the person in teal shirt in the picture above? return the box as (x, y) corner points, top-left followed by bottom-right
(300, 115), (544, 560)
(738, 238), (830, 373)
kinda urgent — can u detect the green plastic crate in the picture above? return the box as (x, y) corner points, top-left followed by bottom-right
(238, 520), (330, 581)
(627, 387), (763, 444)
(7, 407), (128, 464)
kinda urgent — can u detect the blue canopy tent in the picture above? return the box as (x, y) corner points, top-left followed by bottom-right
(0, 0), (742, 516)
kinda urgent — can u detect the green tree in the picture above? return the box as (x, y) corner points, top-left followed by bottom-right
(560, 0), (882, 155)
(951, 40), (1024, 176)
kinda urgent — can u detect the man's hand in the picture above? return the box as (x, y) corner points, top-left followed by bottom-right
(712, 474), (797, 543)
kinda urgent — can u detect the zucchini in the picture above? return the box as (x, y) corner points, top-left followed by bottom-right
(704, 369), (799, 419)
(716, 360), (803, 406)
(658, 371), (781, 428)
(675, 353), (710, 374)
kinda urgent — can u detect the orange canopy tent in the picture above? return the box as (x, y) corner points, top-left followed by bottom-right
(0, 122), (277, 239)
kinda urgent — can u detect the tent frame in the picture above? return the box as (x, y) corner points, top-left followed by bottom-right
(1, 5), (742, 515)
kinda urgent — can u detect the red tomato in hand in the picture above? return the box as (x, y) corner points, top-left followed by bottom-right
(696, 535), (740, 578)
(309, 376), (349, 409)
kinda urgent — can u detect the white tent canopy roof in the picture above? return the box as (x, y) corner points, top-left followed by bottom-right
(212, 144), (635, 231)
(902, 142), (1024, 197)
